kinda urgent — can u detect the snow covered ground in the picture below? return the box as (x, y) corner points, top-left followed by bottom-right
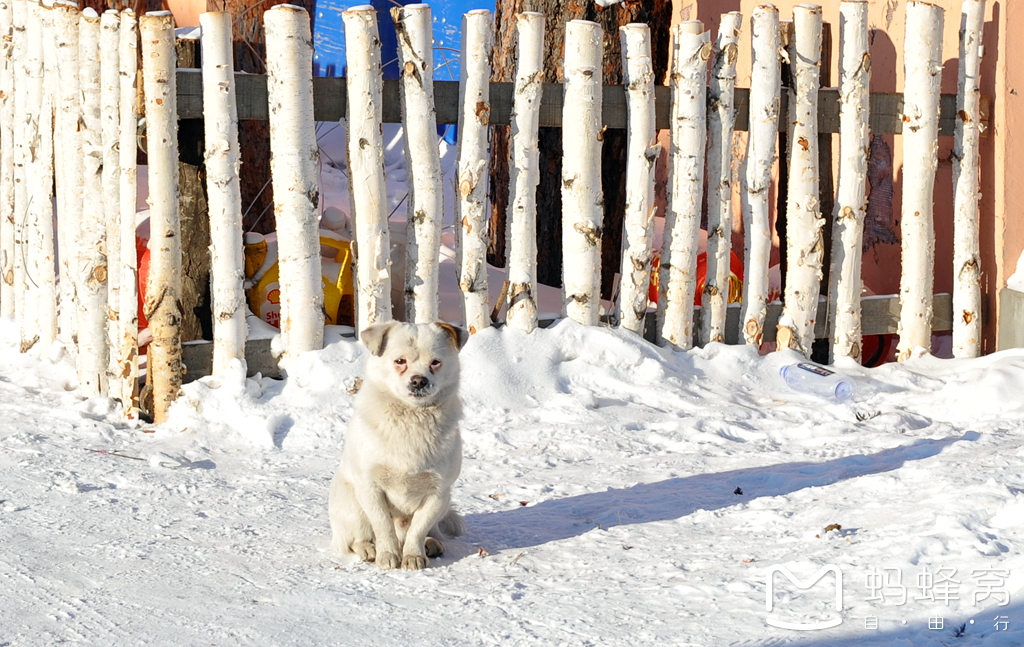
(1, 316), (1023, 646)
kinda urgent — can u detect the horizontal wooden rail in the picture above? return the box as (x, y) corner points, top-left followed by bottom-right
(180, 294), (955, 383)
(175, 70), (985, 136)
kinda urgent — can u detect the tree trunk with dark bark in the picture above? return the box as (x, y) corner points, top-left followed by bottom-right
(489, 0), (670, 299)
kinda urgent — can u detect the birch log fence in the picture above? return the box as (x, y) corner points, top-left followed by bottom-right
(0, 2), (989, 422)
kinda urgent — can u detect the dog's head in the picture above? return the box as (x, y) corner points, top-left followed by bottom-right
(359, 321), (469, 406)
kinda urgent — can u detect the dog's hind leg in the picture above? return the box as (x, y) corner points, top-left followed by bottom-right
(328, 477), (376, 561)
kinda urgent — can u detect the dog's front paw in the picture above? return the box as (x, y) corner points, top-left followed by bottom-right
(376, 551), (401, 570)
(352, 541), (376, 562)
(402, 554), (427, 570)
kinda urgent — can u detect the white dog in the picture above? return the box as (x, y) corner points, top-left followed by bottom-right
(329, 321), (468, 570)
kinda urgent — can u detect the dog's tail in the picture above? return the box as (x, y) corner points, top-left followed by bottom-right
(436, 508), (465, 538)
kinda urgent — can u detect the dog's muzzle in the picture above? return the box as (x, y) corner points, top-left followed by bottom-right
(408, 374), (431, 396)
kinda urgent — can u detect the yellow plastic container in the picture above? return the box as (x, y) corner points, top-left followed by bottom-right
(248, 236), (354, 328)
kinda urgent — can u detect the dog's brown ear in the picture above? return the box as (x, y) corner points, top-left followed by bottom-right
(436, 322), (469, 351)
(360, 322), (396, 356)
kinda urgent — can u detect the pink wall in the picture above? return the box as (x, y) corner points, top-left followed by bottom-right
(673, 0), (1016, 352)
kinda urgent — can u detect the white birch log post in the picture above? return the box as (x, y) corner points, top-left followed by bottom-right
(897, 1), (944, 362)
(455, 8), (491, 335)
(777, 4), (823, 357)
(22, 0), (44, 350)
(617, 23), (658, 336)
(392, 3), (442, 324)
(78, 9), (109, 394)
(118, 9), (138, 418)
(701, 11), (742, 346)
(342, 6), (392, 337)
(0, 0), (13, 319)
(264, 5), (323, 355)
(200, 11), (247, 374)
(100, 10), (121, 341)
(11, 0), (26, 329)
(952, 0), (984, 358)
(53, 1), (81, 345)
(505, 11), (544, 333)
(657, 22), (708, 349)
(741, 5), (781, 347)
(33, 1), (57, 353)
(562, 19), (604, 326)
(828, 0), (870, 363)
(140, 11), (181, 422)
(100, 10), (119, 378)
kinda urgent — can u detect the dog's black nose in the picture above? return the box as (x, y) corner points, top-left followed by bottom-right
(409, 375), (428, 390)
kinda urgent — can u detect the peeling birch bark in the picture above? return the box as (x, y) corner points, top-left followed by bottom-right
(897, 2), (944, 362)
(0, 0), (13, 319)
(11, 0), (26, 333)
(265, 5), (323, 356)
(392, 3), (442, 324)
(617, 23), (658, 336)
(201, 11), (247, 374)
(455, 8), (491, 335)
(657, 22), (708, 350)
(828, 1), (870, 363)
(117, 9), (138, 418)
(561, 19), (604, 326)
(53, 1), (81, 346)
(140, 11), (181, 421)
(100, 10), (119, 377)
(777, 4), (823, 357)
(741, 5), (780, 347)
(505, 11), (543, 333)
(701, 11), (741, 346)
(77, 9), (108, 395)
(952, 0), (984, 358)
(342, 6), (392, 336)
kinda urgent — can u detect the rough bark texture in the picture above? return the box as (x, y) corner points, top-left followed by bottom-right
(489, 0), (670, 295)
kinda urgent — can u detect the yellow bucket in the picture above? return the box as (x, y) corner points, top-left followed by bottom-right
(247, 236), (354, 328)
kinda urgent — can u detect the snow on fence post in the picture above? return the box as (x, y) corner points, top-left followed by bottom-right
(741, 5), (781, 347)
(701, 11), (742, 346)
(54, 1), (81, 346)
(455, 8), (491, 335)
(617, 22), (658, 336)
(952, 0), (984, 359)
(100, 10), (119, 378)
(23, 0), (45, 351)
(342, 6), (392, 337)
(392, 3), (442, 324)
(828, 0), (870, 363)
(140, 11), (181, 422)
(777, 4), (822, 357)
(11, 0), (25, 331)
(200, 11), (247, 374)
(117, 9), (138, 418)
(0, 0), (12, 319)
(505, 11), (544, 334)
(77, 8), (109, 395)
(264, 5), (323, 356)
(34, 1), (57, 352)
(657, 21), (708, 350)
(561, 19), (604, 326)
(897, 1), (944, 362)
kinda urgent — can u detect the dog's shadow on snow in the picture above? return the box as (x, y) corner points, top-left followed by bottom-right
(462, 433), (979, 553)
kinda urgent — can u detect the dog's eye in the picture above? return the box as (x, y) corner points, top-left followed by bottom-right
(394, 358), (406, 366)
(430, 359), (442, 369)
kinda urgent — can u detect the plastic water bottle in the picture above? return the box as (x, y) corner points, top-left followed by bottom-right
(780, 362), (855, 401)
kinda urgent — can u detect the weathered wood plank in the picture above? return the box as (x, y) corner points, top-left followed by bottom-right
(175, 69), (979, 136)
